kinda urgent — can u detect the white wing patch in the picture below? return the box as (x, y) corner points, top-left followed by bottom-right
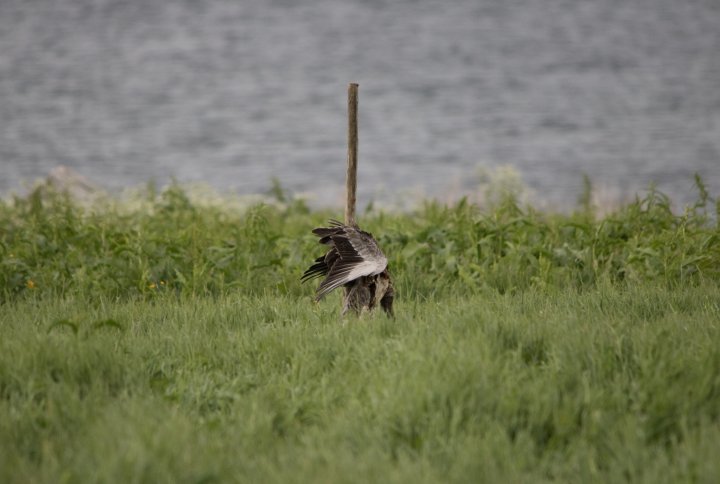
(346, 232), (387, 275)
(315, 259), (385, 301)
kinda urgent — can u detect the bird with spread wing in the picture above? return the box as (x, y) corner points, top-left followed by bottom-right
(302, 220), (394, 316)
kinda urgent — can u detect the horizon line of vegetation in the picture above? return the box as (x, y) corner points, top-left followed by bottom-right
(1, 174), (718, 304)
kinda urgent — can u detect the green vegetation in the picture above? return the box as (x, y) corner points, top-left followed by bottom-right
(1, 180), (719, 482)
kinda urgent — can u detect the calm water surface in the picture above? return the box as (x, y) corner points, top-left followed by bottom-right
(1, 0), (719, 208)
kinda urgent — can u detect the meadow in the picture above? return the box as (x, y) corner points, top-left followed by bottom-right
(1, 179), (719, 483)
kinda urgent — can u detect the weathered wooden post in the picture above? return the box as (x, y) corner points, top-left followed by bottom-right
(342, 83), (360, 312)
(345, 83), (359, 227)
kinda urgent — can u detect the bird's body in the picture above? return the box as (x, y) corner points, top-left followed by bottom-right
(302, 220), (394, 316)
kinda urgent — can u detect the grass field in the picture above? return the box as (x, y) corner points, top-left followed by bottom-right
(1, 180), (719, 483)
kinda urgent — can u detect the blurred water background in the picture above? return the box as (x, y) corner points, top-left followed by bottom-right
(1, 0), (718, 210)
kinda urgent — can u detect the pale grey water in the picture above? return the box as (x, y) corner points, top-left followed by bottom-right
(1, 0), (719, 208)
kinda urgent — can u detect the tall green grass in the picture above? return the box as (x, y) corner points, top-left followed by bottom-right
(1, 287), (719, 483)
(1, 179), (719, 482)
(1, 178), (718, 302)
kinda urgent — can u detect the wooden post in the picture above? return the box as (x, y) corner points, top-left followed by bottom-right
(345, 83), (358, 226)
(336, 83), (394, 317)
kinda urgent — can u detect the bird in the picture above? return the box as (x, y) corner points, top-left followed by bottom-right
(302, 220), (394, 316)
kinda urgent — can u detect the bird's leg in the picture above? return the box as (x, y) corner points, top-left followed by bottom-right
(364, 270), (393, 317)
(342, 277), (372, 316)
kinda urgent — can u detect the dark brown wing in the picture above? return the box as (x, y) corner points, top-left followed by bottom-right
(301, 248), (340, 282)
(302, 220), (388, 301)
(301, 255), (329, 282)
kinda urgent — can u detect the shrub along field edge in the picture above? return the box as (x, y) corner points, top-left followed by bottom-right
(1, 177), (718, 302)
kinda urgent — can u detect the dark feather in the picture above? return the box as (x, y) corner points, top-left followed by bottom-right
(300, 256), (328, 282)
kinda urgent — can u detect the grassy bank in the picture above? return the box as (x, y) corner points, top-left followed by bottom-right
(1, 182), (719, 482)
